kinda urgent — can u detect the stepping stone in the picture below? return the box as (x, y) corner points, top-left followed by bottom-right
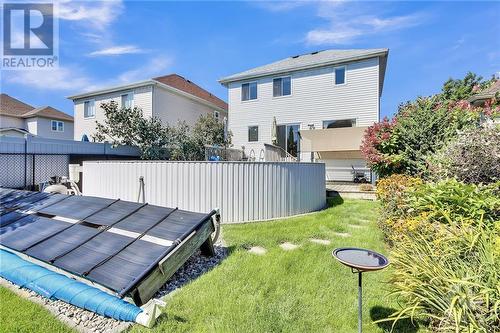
(332, 232), (350, 238)
(310, 238), (331, 245)
(280, 242), (299, 251)
(348, 224), (365, 229)
(248, 246), (267, 255)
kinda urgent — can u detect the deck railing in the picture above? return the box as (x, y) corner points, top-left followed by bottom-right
(263, 143), (297, 162)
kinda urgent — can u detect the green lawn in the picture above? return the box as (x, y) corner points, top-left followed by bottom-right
(130, 198), (426, 333)
(0, 287), (75, 333)
(1, 198), (426, 333)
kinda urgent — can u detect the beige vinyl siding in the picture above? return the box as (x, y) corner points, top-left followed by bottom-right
(153, 85), (227, 127)
(0, 115), (25, 129)
(227, 57), (380, 155)
(29, 117), (74, 140)
(73, 85), (153, 141)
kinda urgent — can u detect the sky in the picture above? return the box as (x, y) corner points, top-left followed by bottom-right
(1, 0), (499, 120)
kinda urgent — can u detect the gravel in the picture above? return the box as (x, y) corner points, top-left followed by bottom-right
(2, 237), (227, 333)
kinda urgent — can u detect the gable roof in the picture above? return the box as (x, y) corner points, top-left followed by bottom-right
(219, 48), (389, 85)
(67, 74), (228, 111)
(469, 79), (500, 103)
(0, 93), (34, 117)
(153, 74), (228, 111)
(22, 106), (74, 121)
(0, 93), (73, 122)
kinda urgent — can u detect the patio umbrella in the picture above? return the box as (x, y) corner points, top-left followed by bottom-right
(271, 116), (277, 145)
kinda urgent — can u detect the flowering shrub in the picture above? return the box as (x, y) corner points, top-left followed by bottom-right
(361, 73), (497, 178)
(379, 179), (500, 332)
(428, 126), (500, 184)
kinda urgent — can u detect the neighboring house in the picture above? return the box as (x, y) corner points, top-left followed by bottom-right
(68, 74), (228, 142)
(0, 94), (74, 140)
(219, 48), (388, 181)
(468, 79), (500, 106)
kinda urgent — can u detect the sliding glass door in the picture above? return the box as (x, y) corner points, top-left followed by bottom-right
(276, 124), (300, 157)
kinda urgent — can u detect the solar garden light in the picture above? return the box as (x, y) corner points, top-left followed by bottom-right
(332, 248), (389, 333)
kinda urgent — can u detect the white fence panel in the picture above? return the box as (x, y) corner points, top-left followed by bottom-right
(83, 161), (326, 223)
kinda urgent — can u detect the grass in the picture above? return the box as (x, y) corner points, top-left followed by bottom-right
(130, 198), (427, 333)
(1, 198), (427, 333)
(0, 286), (75, 333)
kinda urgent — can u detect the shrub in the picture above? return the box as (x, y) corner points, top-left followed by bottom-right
(388, 218), (500, 332)
(376, 174), (423, 240)
(380, 179), (500, 332)
(361, 72), (497, 178)
(428, 126), (500, 184)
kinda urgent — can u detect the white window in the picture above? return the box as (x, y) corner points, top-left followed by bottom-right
(273, 76), (291, 97)
(248, 126), (258, 142)
(121, 93), (134, 109)
(51, 120), (64, 132)
(84, 100), (95, 118)
(213, 110), (220, 120)
(242, 82), (257, 101)
(334, 66), (346, 85)
(323, 119), (356, 129)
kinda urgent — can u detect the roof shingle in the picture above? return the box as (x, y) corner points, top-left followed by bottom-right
(153, 74), (227, 111)
(0, 93), (73, 121)
(219, 48), (388, 84)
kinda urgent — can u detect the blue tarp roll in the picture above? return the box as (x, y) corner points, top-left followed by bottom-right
(0, 249), (142, 322)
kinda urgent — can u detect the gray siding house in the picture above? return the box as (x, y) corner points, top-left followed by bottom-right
(0, 94), (74, 140)
(219, 49), (388, 181)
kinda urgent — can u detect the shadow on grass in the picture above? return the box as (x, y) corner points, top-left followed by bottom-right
(327, 196), (344, 208)
(370, 306), (420, 333)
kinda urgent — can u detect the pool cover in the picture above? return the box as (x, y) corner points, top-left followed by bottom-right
(0, 189), (215, 299)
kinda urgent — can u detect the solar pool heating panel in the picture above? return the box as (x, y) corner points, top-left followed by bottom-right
(26, 224), (101, 262)
(38, 195), (116, 220)
(0, 190), (37, 206)
(0, 192), (52, 212)
(84, 200), (143, 226)
(0, 189), (216, 303)
(0, 215), (71, 251)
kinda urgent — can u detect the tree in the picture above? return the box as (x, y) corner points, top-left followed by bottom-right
(93, 101), (169, 159)
(93, 101), (230, 161)
(440, 72), (495, 102)
(361, 72), (492, 178)
(189, 113), (230, 160)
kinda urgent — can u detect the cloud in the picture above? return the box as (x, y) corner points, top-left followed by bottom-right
(88, 45), (148, 56)
(3, 56), (174, 93)
(253, 1), (309, 12)
(115, 57), (174, 84)
(56, 0), (124, 30)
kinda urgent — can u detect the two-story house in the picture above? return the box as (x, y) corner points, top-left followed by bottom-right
(0, 93), (74, 140)
(68, 74), (228, 141)
(219, 49), (388, 181)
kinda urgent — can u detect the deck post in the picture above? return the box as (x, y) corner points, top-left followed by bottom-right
(200, 234), (215, 257)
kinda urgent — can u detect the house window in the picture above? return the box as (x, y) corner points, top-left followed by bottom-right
(121, 93), (134, 109)
(213, 110), (220, 120)
(242, 82), (257, 101)
(323, 119), (356, 129)
(51, 120), (64, 132)
(84, 100), (95, 118)
(273, 76), (291, 97)
(248, 126), (258, 142)
(334, 66), (346, 85)
(276, 124), (300, 157)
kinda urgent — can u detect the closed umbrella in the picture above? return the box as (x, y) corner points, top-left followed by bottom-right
(271, 116), (277, 145)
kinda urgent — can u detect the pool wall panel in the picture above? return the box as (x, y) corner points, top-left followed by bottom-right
(83, 161), (326, 223)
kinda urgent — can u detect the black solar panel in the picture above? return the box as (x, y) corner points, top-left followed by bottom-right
(0, 189), (215, 298)
(0, 215), (70, 251)
(38, 195), (116, 220)
(85, 200), (143, 226)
